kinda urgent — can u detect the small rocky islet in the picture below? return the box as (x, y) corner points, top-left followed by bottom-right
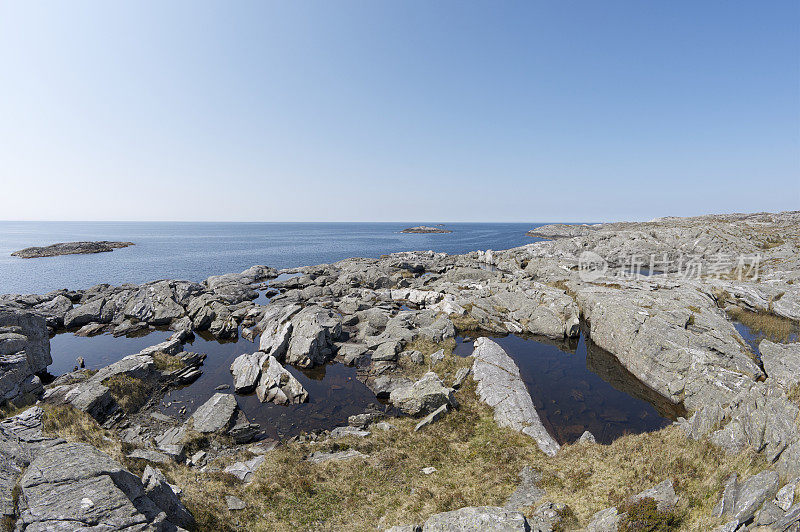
(1, 211), (799, 530)
(11, 240), (135, 258)
(400, 225), (452, 233)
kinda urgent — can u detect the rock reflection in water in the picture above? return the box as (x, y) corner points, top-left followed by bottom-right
(48, 329), (174, 376)
(160, 330), (380, 440)
(490, 333), (675, 445)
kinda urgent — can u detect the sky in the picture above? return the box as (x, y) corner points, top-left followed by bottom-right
(0, 1), (798, 223)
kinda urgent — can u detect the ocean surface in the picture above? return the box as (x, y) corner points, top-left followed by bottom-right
(0, 221), (547, 295)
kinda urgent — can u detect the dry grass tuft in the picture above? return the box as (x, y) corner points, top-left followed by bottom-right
(788, 383), (800, 408)
(152, 352), (185, 372)
(619, 497), (682, 531)
(40, 404), (126, 463)
(448, 312), (480, 333)
(102, 374), (151, 413)
(726, 306), (800, 343)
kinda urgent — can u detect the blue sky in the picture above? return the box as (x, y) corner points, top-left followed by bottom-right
(1, 1), (797, 222)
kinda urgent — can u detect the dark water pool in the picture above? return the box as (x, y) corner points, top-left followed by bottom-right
(733, 321), (799, 359)
(160, 331), (380, 439)
(458, 333), (676, 445)
(48, 327), (380, 439)
(48, 329), (174, 375)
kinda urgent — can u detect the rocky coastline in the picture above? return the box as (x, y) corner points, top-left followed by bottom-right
(1, 210), (799, 530)
(11, 241), (135, 258)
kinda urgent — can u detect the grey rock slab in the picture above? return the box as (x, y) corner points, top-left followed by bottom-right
(773, 502), (800, 530)
(504, 466), (545, 512)
(256, 355), (309, 404)
(578, 430), (597, 444)
(574, 282), (762, 411)
(189, 393), (237, 433)
(330, 426), (371, 438)
(451, 366), (471, 389)
(389, 371), (457, 417)
(471, 337), (560, 456)
(414, 404), (448, 431)
(732, 470), (781, 525)
(776, 478), (799, 511)
(306, 449), (368, 464)
(229, 352), (262, 393)
(91, 354), (155, 383)
(16, 441), (190, 530)
(0, 309), (51, 402)
(628, 479), (678, 512)
(422, 506), (529, 531)
(142, 465), (195, 528)
(586, 507), (621, 532)
(126, 449), (173, 465)
(42, 381), (116, 422)
(226, 495), (247, 511)
(760, 340), (800, 391)
(430, 349), (445, 364)
(224, 455), (266, 484)
(714, 470), (781, 526)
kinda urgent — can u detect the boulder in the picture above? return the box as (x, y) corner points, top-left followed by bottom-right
(0, 308), (51, 402)
(141, 465), (195, 528)
(389, 372), (456, 417)
(63, 297), (107, 329)
(714, 470), (781, 526)
(230, 352), (262, 393)
(422, 506), (529, 531)
(123, 281), (185, 325)
(285, 306), (342, 367)
(255, 355), (309, 404)
(189, 393), (238, 433)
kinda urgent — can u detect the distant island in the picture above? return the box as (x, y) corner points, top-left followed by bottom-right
(400, 226), (452, 234)
(11, 241), (135, 258)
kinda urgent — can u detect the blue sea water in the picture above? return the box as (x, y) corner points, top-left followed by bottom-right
(0, 222), (546, 295)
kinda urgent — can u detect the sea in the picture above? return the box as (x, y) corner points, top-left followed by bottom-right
(0, 221), (546, 295)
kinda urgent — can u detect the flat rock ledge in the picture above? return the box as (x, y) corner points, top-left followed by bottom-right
(470, 337), (560, 457)
(11, 241), (134, 258)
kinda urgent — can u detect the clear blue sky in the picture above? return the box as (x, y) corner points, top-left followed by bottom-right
(1, 1), (798, 222)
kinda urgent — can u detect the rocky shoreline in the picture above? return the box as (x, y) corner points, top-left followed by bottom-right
(11, 241), (135, 258)
(1, 210), (799, 530)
